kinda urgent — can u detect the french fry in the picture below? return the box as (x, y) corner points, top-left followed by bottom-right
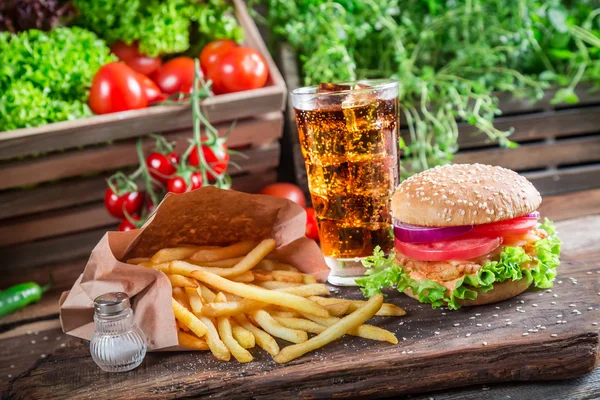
(252, 270), (304, 283)
(126, 257), (150, 265)
(322, 302), (351, 317)
(198, 284), (216, 303)
(231, 320), (255, 349)
(152, 247), (199, 264)
(254, 259), (299, 272)
(215, 293), (253, 363)
(172, 239), (276, 279)
(255, 281), (304, 290)
(168, 274), (199, 288)
(199, 257), (244, 267)
(172, 298), (208, 338)
(268, 309), (300, 318)
(308, 296), (406, 317)
(230, 271), (255, 283)
(202, 298), (266, 317)
(275, 284), (330, 297)
(274, 294), (384, 363)
(139, 262), (170, 274)
(301, 313), (398, 344)
(172, 287), (192, 310)
(249, 309), (308, 344)
(189, 241), (258, 263)
(184, 288), (230, 361)
(234, 314), (279, 356)
(192, 270), (329, 317)
(177, 331), (209, 351)
(273, 316), (326, 335)
(303, 274), (317, 284)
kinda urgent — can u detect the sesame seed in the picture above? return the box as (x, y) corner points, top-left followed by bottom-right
(588, 307), (593, 310)
(506, 322), (512, 325)
(442, 313), (447, 316)
(476, 323), (483, 327)
(592, 322), (598, 326)
(539, 293), (543, 296)
(466, 333), (471, 337)
(551, 334), (558, 337)
(470, 316), (476, 319)
(407, 351), (414, 354)
(493, 314), (498, 317)
(523, 332), (529, 336)
(487, 324), (491, 327)
(495, 306), (500, 310)
(40, 354), (47, 359)
(587, 272), (592, 275)
(505, 319), (511, 322)
(546, 289), (552, 293)
(43, 336), (48, 340)
(532, 304), (538, 307)
(31, 340), (36, 344)
(553, 294), (558, 298)
(541, 326), (546, 330)
(454, 323), (460, 327)
(475, 313), (481, 316)
(60, 343), (66, 347)
(557, 314), (563, 317)
(551, 302), (556, 305)
(8, 375), (12, 378)
(482, 341), (488, 346)
(10, 365), (14, 368)
(569, 304), (576, 307)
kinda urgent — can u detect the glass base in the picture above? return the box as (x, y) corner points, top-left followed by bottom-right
(324, 257), (368, 286)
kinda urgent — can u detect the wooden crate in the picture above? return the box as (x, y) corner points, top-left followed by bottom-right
(278, 45), (600, 197)
(0, 0), (286, 270)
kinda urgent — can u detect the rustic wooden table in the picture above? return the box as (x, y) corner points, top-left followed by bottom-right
(1, 189), (599, 399)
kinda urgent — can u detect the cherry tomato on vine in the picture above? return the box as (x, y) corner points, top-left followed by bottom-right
(200, 39), (238, 75)
(110, 41), (162, 76)
(146, 152), (177, 184)
(217, 47), (268, 93)
(305, 207), (319, 241)
(104, 188), (143, 219)
(136, 73), (165, 104)
(118, 216), (140, 232)
(89, 62), (148, 115)
(167, 172), (203, 194)
(167, 151), (180, 166)
(188, 144), (230, 181)
(259, 183), (307, 208)
(152, 57), (197, 95)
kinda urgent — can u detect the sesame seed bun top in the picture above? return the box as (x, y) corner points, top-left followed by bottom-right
(391, 164), (541, 227)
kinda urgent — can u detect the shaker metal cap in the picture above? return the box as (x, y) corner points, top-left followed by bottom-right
(94, 292), (131, 316)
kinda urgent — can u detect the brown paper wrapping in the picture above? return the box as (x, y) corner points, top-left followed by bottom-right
(59, 187), (329, 350)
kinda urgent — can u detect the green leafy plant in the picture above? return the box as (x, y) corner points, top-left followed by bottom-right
(72, 0), (244, 57)
(256, 0), (600, 177)
(0, 27), (115, 131)
(356, 219), (562, 310)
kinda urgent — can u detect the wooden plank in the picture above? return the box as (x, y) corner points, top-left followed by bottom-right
(453, 136), (600, 171)
(539, 189), (600, 222)
(0, 1), (286, 161)
(1, 131), (281, 190)
(526, 164), (600, 196)
(456, 106), (600, 148)
(0, 326), (70, 395)
(0, 204), (116, 247)
(6, 240), (599, 399)
(495, 85), (600, 115)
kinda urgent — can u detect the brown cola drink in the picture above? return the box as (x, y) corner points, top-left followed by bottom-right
(291, 80), (399, 285)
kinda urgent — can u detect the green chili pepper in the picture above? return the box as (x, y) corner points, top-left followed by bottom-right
(0, 278), (52, 318)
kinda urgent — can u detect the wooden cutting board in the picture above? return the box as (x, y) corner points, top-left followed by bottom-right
(6, 218), (600, 400)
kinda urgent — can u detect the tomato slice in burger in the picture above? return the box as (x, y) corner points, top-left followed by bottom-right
(471, 217), (537, 237)
(395, 236), (502, 261)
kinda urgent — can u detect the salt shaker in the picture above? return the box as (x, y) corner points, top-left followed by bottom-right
(90, 292), (147, 372)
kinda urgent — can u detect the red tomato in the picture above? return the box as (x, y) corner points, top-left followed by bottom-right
(167, 172), (202, 193)
(89, 62), (148, 114)
(200, 39), (238, 75)
(146, 152), (177, 184)
(152, 57), (197, 95)
(167, 151), (180, 166)
(167, 176), (187, 194)
(218, 47), (268, 93)
(305, 207), (319, 241)
(136, 73), (165, 104)
(179, 82), (194, 94)
(471, 217), (537, 237)
(110, 41), (162, 76)
(258, 183), (306, 208)
(395, 236), (502, 261)
(118, 216), (140, 232)
(188, 143), (229, 181)
(104, 188), (143, 219)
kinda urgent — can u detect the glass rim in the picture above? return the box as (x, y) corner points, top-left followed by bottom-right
(290, 78), (398, 98)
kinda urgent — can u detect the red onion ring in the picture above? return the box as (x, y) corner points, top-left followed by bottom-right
(522, 211), (540, 219)
(393, 222), (474, 243)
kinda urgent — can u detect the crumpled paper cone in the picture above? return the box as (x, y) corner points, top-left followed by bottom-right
(59, 187), (329, 350)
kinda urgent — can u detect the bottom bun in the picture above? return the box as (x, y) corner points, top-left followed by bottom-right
(404, 277), (532, 307)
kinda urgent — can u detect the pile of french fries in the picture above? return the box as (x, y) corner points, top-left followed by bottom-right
(128, 239), (405, 363)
